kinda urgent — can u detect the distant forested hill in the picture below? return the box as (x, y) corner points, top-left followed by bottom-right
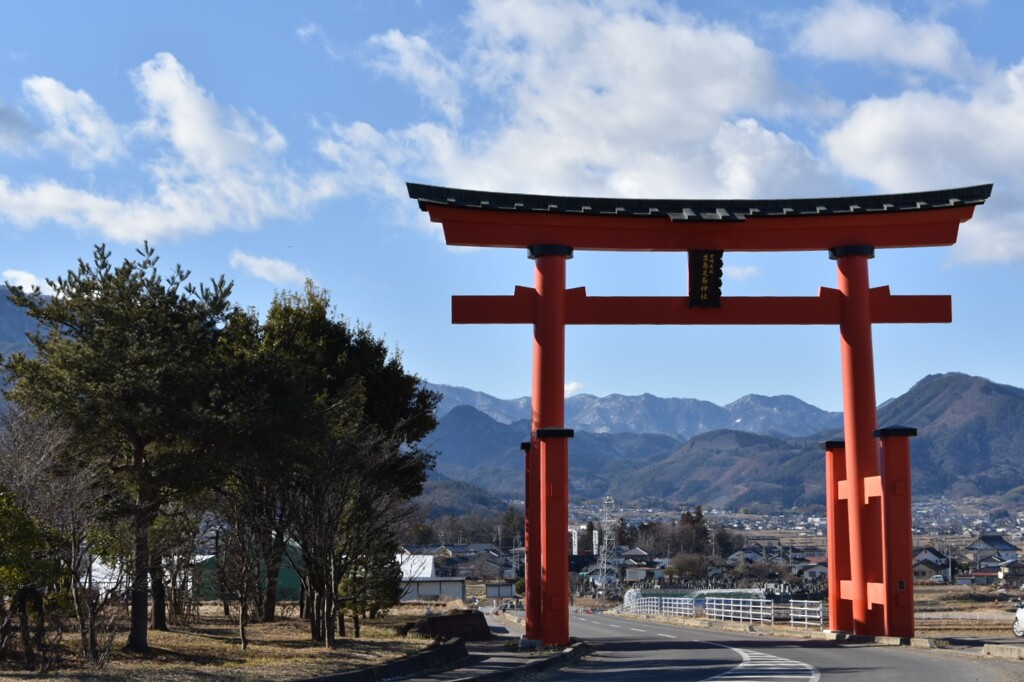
(875, 373), (1024, 499)
(0, 293), (37, 358)
(426, 373), (1024, 510)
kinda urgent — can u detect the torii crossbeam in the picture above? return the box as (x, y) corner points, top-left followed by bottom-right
(409, 181), (992, 646)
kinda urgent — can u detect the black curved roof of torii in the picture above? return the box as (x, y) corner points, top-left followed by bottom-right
(408, 182), (993, 222)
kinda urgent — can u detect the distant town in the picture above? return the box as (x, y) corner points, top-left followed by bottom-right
(397, 497), (1024, 602)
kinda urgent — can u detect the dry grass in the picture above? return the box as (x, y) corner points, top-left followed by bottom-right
(0, 604), (434, 681)
(3, 587), (1016, 678)
(912, 584), (1019, 636)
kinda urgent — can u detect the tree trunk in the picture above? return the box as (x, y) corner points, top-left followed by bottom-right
(127, 510), (150, 651)
(238, 600), (249, 650)
(215, 531), (231, 616)
(260, 537), (285, 622)
(337, 609), (345, 638)
(87, 596), (99, 663)
(324, 595), (335, 648)
(310, 592), (324, 642)
(29, 589), (44, 652)
(71, 585), (93, 661)
(77, 567), (101, 662)
(353, 611), (360, 639)
(149, 556), (168, 631)
(16, 587), (37, 670)
(262, 548), (282, 622)
(127, 466), (155, 652)
(1, 605), (14, 661)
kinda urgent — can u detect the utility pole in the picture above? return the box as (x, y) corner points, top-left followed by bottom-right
(513, 534), (521, 576)
(599, 496), (616, 597)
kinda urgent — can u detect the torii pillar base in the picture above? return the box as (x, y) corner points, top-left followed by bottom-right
(824, 427), (917, 638)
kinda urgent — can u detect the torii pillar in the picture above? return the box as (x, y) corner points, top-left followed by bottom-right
(832, 245), (885, 633)
(527, 245), (573, 645)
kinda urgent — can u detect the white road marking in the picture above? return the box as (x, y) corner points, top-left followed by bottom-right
(657, 633), (676, 639)
(629, 628), (645, 632)
(704, 642), (820, 682)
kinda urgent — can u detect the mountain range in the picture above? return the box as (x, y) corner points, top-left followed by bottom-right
(1, 295), (1020, 512)
(430, 383), (843, 439)
(424, 373), (1024, 511)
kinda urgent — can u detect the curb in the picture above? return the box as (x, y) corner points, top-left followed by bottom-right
(291, 637), (469, 682)
(982, 643), (1024, 661)
(615, 611), (1024, 660)
(449, 640), (592, 681)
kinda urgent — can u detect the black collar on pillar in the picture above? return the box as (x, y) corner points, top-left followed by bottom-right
(829, 245), (875, 260)
(534, 428), (574, 440)
(528, 245), (574, 260)
(874, 426), (918, 438)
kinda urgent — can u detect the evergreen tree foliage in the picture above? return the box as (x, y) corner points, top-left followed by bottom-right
(3, 244), (232, 652)
(215, 282), (437, 642)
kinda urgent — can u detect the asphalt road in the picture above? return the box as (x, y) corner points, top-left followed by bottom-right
(545, 612), (1024, 681)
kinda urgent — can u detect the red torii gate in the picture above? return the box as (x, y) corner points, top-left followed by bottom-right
(409, 182), (991, 646)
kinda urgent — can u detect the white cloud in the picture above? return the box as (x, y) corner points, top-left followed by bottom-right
(317, 0), (839, 208)
(3, 269), (55, 296)
(229, 250), (310, 285)
(23, 76), (125, 168)
(824, 62), (1024, 262)
(711, 119), (835, 198)
(723, 264), (760, 281)
(131, 53), (286, 173)
(296, 22), (317, 41)
(368, 30), (463, 124)
(793, 0), (974, 77)
(296, 22), (344, 60)
(565, 381), (584, 397)
(0, 53), (342, 242)
(317, 121), (422, 199)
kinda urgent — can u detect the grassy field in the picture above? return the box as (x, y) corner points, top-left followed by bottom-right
(913, 584), (1020, 636)
(0, 604), (432, 681)
(1, 585), (1019, 679)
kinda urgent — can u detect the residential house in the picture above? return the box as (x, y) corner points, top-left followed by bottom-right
(397, 553), (436, 580)
(964, 567), (1000, 586)
(399, 576), (467, 603)
(725, 548), (765, 567)
(913, 546), (949, 566)
(912, 558), (945, 583)
(792, 562), (828, 581)
(963, 534), (1020, 566)
(998, 559), (1024, 587)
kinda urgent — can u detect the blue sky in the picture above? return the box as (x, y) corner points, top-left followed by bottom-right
(1, 0), (1023, 412)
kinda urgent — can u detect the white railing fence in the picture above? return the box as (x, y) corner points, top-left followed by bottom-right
(787, 600), (824, 628)
(706, 597), (774, 625)
(661, 597), (697, 618)
(633, 597), (661, 614)
(616, 595), (825, 629)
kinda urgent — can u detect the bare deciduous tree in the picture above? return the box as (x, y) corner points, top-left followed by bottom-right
(0, 407), (124, 666)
